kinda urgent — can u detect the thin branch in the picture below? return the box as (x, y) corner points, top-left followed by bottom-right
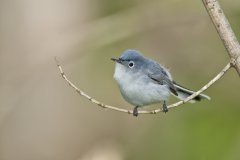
(55, 57), (232, 115)
(202, 0), (240, 75)
(55, 0), (239, 115)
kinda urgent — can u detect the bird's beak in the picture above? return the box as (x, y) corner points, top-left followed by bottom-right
(111, 58), (122, 64)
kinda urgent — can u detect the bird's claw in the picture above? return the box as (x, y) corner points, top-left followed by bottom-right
(162, 101), (168, 113)
(133, 106), (139, 117)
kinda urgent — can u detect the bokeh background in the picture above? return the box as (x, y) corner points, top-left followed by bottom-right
(0, 0), (240, 160)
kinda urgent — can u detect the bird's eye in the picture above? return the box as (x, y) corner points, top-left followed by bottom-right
(128, 61), (134, 68)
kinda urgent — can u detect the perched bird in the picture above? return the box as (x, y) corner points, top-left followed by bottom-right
(111, 50), (210, 116)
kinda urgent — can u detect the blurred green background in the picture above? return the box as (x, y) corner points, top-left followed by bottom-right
(0, 0), (240, 160)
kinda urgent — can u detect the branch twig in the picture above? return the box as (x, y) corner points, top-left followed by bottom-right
(55, 57), (232, 115)
(55, 0), (239, 115)
(202, 0), (240, 75)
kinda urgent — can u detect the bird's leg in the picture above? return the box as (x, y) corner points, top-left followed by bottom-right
(133, 106), (139, 117)
(162, 101), (168, 113)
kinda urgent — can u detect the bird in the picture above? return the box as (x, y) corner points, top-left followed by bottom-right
(111, 50), (210, 117)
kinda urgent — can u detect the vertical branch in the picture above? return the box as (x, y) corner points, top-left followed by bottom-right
(202, 0), (240, 75)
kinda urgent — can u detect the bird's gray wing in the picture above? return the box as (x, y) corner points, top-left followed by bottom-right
(148, 72), (178, 96)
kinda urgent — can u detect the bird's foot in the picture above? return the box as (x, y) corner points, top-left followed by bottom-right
(133, 106), (139, 117)
(162, 101), (168, 113)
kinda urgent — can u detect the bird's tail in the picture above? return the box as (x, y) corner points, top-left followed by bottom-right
(173, 82), (210, 103)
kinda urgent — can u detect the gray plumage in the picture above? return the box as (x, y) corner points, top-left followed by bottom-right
(111, 50), (210, 116)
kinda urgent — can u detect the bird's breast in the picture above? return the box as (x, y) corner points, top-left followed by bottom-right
(113, 64), (170, 106)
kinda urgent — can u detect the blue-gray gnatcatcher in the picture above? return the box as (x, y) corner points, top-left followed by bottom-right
(111, 50), (210, 116)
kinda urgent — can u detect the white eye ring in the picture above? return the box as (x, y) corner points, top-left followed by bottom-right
(128, 61), (134, 68)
